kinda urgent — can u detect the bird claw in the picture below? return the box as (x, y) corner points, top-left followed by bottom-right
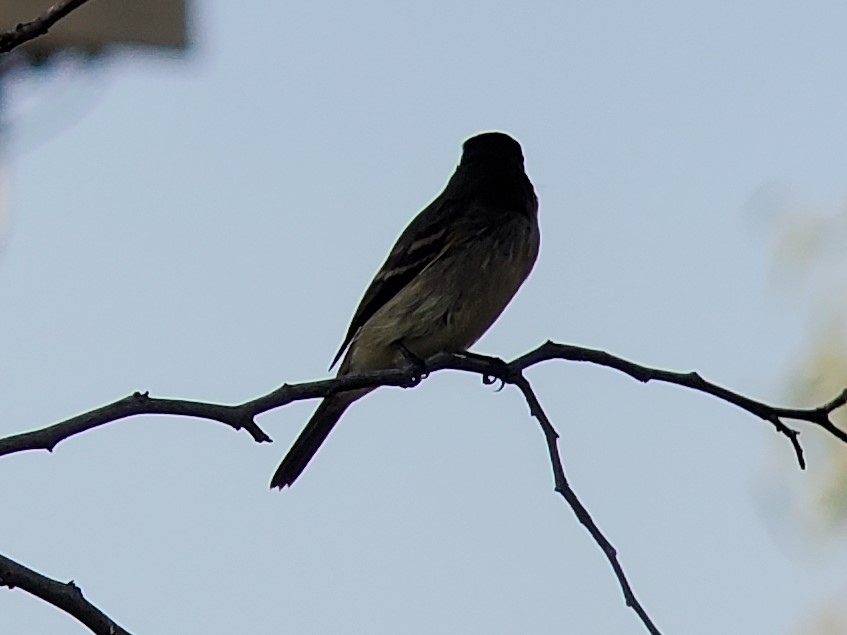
(398, 342), (429, 386)
(461, 352), (513, 390)
(482, 374), (507, 391)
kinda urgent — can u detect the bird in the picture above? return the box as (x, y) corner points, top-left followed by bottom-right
(270, 131), (540, 489)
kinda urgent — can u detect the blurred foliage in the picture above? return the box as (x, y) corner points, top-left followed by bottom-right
(792, 612), (847, 635)
(770, 206), (847, 529)
(769, 205), (847, 635)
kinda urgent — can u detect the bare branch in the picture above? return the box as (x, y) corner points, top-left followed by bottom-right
(2, 341), (843, 464)
(0, 0), (94, 55)
(512, 341), (847, 463)
(511, 372), (661, 635)
(3, 340), (846, 635)
(0, 355), (501, 458)
(0, 391), (273, 457)
(0, 552), (132, 635)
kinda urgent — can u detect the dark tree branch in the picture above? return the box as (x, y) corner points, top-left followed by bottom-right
(0, 392), (273, 458)
(0, 552), (132, 635)
(511, 372), (661, 635)
(511, 341), (847, 464)
(0, 0), (94, 55)
(0, 355), (510, 458)
(2, 340), (846, 635)
(3, 341), (843, 464)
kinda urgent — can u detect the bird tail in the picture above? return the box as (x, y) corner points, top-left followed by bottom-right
(270, 388), (369, 489)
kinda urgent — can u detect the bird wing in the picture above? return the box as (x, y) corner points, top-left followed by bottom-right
(329, 194), (456, 369)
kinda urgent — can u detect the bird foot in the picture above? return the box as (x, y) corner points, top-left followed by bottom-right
(460, 352), (514, 390)
(398, 343), (429, 386)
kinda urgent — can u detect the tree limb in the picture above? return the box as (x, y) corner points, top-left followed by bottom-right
(3, 340), (843, 464)
(0, 0), (94, 55)
(2, 340), (846, 635)
(0, 551), (132, 635)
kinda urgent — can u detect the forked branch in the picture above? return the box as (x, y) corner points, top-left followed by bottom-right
(2, 340), (846, 635)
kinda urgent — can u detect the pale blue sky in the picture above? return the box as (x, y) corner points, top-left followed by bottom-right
(2, 2), (847, 633)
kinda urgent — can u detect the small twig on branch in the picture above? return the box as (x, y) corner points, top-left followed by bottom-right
(2, 340), (846, 635)
(0, 0), (94, 55)
(0, 552), (132, 635)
